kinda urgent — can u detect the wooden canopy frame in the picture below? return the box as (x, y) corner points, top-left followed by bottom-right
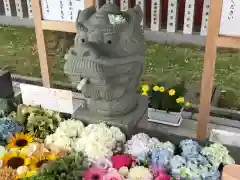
(31, 0), (95, 88)
(32, 0), (240, 140)
(197, 0), (240, 140)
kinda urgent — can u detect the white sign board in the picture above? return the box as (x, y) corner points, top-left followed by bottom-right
(41, 0), (84, 22)
(20, 84), (74, 114)
(209, 129), (240, 147)
(220, 0), (240, 36)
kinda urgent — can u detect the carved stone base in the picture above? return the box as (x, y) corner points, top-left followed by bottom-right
(72, 95), (148, 136)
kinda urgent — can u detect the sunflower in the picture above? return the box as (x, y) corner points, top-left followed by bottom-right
(8, 132), (34, 149)
(3, 151), (31, 170)
(30, 153), (57, 171)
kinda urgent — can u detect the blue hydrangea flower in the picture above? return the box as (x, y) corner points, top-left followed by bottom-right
(0, 117), (24, 141)
(185, 154), (209, 166)
(151, 148), (172, 169)
(179, 153), (220, 179)
(179, 139), (201, 157)
(200, 166), (220, 180)
(170, 155), (186, 177)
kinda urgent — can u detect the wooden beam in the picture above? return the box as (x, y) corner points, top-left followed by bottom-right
(196, 0), (223, 140)
(217, 36), (240, 49)
(42, 21), (76, 33)
(32, 0), (51, 87)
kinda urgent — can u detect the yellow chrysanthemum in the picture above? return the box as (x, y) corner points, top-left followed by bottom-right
(168, 89), (176, 96)
(141, 84), (149, 92)
(185, 101), (192, 107)
(8, 132), (33, 149)
(141, 91), (148, 96)
(176, 97), (185, 103)
(3, 151), (31, 170)
(152, 86), (159, 91)
(159, 86), (165, 92)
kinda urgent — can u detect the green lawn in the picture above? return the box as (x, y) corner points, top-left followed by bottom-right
(1, 25), (240, 109)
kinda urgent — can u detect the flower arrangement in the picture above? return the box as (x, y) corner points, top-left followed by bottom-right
(7, 132), (34, 150)
(2, 150), (31, 170)
(0, 104), (236, 180)
(15, 105), (63, 139)
(44, 119), (85, 152)
(0, 128), (235, 180)
(141, 82), (191, 112)
(74, 123), (126, 159)
(21, 152), (88, 180)
(45, 121), (126, 159)
(124, 133), (235, 180)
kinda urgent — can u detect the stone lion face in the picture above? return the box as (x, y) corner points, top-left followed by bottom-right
(74, 28), (144, 58)
(72, 4), (145, 58)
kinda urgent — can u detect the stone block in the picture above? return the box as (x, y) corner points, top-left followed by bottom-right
(72, 96), (148, 136)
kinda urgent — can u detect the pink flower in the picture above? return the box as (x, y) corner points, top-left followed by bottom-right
(83, 167), (108, 180)
(155, 173), (171, 180)
(103, 168), (125, 180)
(111, 154), (132, 169)
(151, 166), (171, 180)
(151, 166), (167, 177)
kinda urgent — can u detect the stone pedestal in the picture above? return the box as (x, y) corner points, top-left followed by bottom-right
(72, 96), (148, 136)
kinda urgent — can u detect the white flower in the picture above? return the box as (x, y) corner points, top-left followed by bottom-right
(73, 138), (112, 159)
(81, 123), (116, 148)
(125, 133), (151, 157)
(223, 154), (235, 165)
(118, 166), (129, 177)
(110, 126), (126, 142)
(72, 123), (124, 159)
(128, 166), (153, 180)
(0, 146), (6, 158)
(162, 141), (175, 155)
(57, 119), (85, 137)
(45, 133), (72, 152)
(147, 137), (163, 150)
(201, 143), (235, 167)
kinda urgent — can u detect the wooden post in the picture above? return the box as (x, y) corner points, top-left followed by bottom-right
(85, 0), (95, 7)
(196, 0), (223, 140)
(32, 0), (51, 87)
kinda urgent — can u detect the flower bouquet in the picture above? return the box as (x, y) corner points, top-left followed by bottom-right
(0, 118), (235, 180)
(15, 104), (63, 140)
(0, 131), (62, 180)
(141, 81), (190, 126)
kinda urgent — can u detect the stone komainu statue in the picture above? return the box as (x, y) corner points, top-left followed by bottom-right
(64, 4), (146, 117)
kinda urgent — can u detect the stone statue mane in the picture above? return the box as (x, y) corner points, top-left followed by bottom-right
(64, 4), (146, 117)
